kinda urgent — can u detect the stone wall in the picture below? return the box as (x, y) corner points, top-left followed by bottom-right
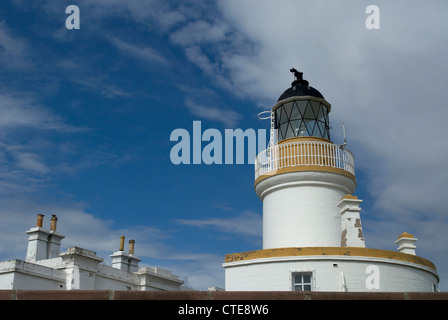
(1, 290), (447, 300)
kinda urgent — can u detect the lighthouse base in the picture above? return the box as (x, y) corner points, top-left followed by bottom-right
(223, 247), (439, 292)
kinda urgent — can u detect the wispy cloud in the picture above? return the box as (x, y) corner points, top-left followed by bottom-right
(0, 93), (75, 131)
(13, 152), (49, 174)
(185, 99), (242, 127)
(0, 90), (125, 187)
(72, 75), (134, 99)
(170, 20), (229, 46)
(110, 37), (169, 66)
(175, 211), (262, 237)
(0, 20), (31, 69)
(81, 0), (187, 31)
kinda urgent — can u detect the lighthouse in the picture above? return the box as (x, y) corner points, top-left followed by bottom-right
(257, 68), (358, 249)
(223, 69), (439, 292)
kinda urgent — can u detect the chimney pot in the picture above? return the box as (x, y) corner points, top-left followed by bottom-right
(50, 215), (58, 231)
(129, 240), (135, 255)
(36, 214), (44, 228)
(119, 236), (125, 251)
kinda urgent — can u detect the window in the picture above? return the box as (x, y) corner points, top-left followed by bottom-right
(274, 99), (330, 141)
(292, 272), (313, 291)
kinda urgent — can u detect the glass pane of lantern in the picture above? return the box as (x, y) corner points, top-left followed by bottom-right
(280, 105), (289, 124)
(275, 108), (282, 128)
(283, 102), (293, 119)
(297, 101), (307, 117)
(297, 121), (308, 136)
(284, 122), (295, 139)
(305, 120), (315, 135)
(311, 121), (321, 136)
(317, 121), (326, 138)
(310, 101), (321, 117)
(290, 119), (300, 137)
(303, 101), (316, 119)
(290, 101), (301, 120)
(279, 123), (288, 140)
(316, 103), (327, 122)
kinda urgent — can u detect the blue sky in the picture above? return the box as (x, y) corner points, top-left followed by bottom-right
(1, 0), (447, 291)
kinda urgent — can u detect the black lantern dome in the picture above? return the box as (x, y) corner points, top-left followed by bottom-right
(277, 68), (324, 101)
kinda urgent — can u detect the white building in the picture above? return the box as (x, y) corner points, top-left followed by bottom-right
(223, 69), (439, 292)
(0, 214), (186, 291)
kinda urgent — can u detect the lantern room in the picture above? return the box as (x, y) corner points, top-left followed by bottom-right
(273, 69), (331, 141)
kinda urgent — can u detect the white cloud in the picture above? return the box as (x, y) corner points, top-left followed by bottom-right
(175, 210), (262, 237)
(0, 92), (76, 131)
(110, 37), (169, 66)
(187, 1), (448, 215)
(156, 252), (225, 290)
(170, 20), (229, 46)
(14, 152), (49, 174)
(0, 20), (30, 69)
(123, 0), (187, 30)
(184, 46), (226, 85)
(184, 99), (242, 128)
(66, 0), (187, 31)
(0, 91), (89, 185)
(71, 75), (134, 99)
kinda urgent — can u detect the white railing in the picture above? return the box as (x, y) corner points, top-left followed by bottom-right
(255, 140), (355, 180)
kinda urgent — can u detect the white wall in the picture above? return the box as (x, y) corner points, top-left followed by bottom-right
(0, 251), (185, 291)
(257, 171), (356, 248)
(0, 260), (65, 290)
(224, 256), (439, 292)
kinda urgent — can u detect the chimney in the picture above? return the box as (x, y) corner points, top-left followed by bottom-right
(26, 214), (51, 261)
(36, 214), (44, 228)
(110, 236), (141, 273)
(119, 236), (125, 251)
(395, 232), (417, 255)
(337, 195), (365, 248)
(50, 215), (57, 231)
(47, 215), (65, 259)
(129, 240), (135, 255)
(25, 214), (65, 261)
(111, 236), (129, 271)
(127, 240), (140, 273)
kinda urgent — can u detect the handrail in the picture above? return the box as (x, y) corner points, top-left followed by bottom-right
(255, 140), (355, 180)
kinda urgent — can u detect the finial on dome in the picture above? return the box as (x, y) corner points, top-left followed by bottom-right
(290, 68), (303, 81)
(289, 68), (309, 87)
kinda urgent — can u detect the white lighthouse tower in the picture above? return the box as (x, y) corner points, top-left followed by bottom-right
(223, 69), (439, 292)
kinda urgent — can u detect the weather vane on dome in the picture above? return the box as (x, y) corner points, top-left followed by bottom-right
(289, 68), (308, 87)
(290, 68), (303, 81)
